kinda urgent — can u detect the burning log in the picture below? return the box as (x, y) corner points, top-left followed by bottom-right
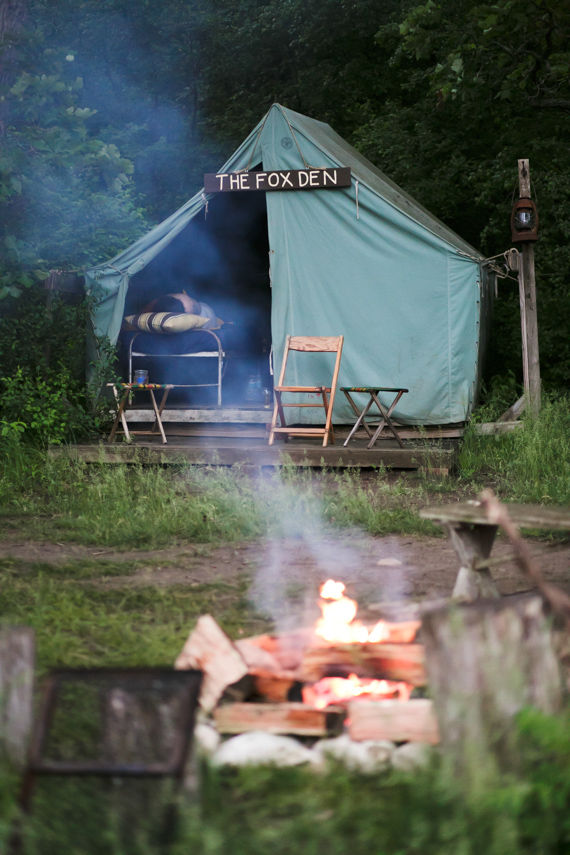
(251, 673), (298, 703)
(175, 615), (248, 711)
(214, 702), (344, 737)
(236, 631), (313, 672)
(348, 698), (439, 744)
(301, 643), (426, 686)
(234, 639), (284, 673)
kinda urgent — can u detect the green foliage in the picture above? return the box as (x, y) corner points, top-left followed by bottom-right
(0, 289), (116, 443)
(459, 396), (570, 503)
(472, 371), (522, 423)
(352, 0), (570, 388)
(0, 29), (147, 300)
(1, 367), (92, 444)
(4, 711), (570, 853)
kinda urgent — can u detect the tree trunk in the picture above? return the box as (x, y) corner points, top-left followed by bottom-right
(422, 595), (562, 779)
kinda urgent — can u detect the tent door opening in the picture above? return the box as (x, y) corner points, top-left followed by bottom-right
(120, 186), (271, 408)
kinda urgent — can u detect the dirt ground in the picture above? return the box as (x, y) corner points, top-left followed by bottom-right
(1, 532), (568, 611)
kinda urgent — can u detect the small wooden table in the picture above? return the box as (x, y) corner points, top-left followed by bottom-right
(107, 383), (174, 444)
(420, 501), (570, 601)
(341, 387), (409, 449)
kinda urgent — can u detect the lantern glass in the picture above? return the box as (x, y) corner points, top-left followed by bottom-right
(514, 208), (535, 231)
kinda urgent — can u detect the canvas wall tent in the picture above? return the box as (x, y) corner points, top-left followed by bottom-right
(85, 103), (492, 425)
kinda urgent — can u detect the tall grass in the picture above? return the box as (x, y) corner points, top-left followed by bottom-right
(459, 397), (570, 504)
(0, 441), (264, 547)
(324, 470), (440, 536)
(0, 443), (445, 547)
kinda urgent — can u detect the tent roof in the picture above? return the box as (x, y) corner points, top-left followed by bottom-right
(263, 105), (481, 258)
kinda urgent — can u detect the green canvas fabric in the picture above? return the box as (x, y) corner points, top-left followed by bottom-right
(86, 104), (488, 425)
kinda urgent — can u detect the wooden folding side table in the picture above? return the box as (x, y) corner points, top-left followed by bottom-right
(341, 386), (408, 449)
(107, 383), (174, 444)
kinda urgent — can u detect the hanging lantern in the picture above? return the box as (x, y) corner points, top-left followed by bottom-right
(511, 197), (538, 242)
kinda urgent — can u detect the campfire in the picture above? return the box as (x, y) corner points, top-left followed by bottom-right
(175, 579), (438, 747)
(305, 579), (414, 708)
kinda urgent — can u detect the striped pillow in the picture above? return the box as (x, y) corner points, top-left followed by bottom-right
(124, 312), (210, 334)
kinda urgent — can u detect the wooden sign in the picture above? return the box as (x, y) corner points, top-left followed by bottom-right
(204, 167), (351, 193)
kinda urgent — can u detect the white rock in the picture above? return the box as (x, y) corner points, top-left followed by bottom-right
(377, 557), (403, 567)
(392, 741), (433, 771)
(314, 734), (394, 773)
(212, 731), (318, 768)
(194, 722), (221, 757)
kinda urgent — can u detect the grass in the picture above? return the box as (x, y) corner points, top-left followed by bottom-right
(458, 396), (570, 505)
(0, 556), (142, 580)
(0, 401), (570, 852)
(0, 569), (270, 674)
(11, 709), (570, 855)
(0, 442), (454, 549)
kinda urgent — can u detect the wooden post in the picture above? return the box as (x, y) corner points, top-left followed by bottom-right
(422, 596), (561, 780)
(0, 627), (35, 769)
(517, 159), (541, 417)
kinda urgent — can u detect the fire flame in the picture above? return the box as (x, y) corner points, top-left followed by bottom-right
(307, 580), (414, 709)
(303, 674), (411, 710)
(315, 579), (390, 645)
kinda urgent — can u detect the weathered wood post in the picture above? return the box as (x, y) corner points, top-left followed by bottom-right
(516, 159), (541, 417)
(422, 595), (562, 782)
(0, 627), (35, 769)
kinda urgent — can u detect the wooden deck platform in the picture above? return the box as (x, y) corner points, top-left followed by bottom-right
(53, 435), (456, 471)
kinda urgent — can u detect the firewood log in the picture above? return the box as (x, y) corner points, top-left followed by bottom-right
(301, 643), (426, 686)
(175, 615), (248, 711)
(214, 702), (344, 737)
(348, 698), (439, 744)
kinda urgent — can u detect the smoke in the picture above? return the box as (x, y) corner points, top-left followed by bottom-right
(121, 190), (272, 405)
(247, 470), (412, 633)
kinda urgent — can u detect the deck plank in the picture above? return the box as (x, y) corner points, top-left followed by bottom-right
(51, 440), (455, 470)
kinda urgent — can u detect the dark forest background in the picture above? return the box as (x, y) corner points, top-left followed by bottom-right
(1, 0), (570, 393)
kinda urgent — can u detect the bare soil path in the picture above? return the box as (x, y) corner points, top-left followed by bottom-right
(0, 532), (568, 602)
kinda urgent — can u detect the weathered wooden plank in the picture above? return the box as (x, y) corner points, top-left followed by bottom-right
(497, 396), (525, 423)
(214, 702), (344, 736)
(348, 698), (439, 744)
(161, 426), (268, 439)
(422, 595), (561, 772)
(473, 422), (523, 435)
(124, 409), (463, 439)
(518, 159), (541, 418)
(0, 627), (35, 768)
(125, 408), (271, 424)
(421, 501), (570, 531)
(52, 443), (454, 471)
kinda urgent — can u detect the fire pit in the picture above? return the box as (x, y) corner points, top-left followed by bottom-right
(175, 580), (439, 763)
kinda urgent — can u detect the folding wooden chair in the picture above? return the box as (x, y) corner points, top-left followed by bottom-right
(268, 335), (344, 447)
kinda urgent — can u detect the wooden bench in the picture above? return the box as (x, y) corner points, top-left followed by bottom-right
(420, 501), (570, 601)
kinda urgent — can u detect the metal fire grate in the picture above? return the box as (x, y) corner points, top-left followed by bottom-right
(20, 668), (202, 809)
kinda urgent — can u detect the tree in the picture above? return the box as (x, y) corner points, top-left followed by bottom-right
(0, 9), (147, 298)
(0, 0), (28, 134)
(351, 0), (570, 387)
